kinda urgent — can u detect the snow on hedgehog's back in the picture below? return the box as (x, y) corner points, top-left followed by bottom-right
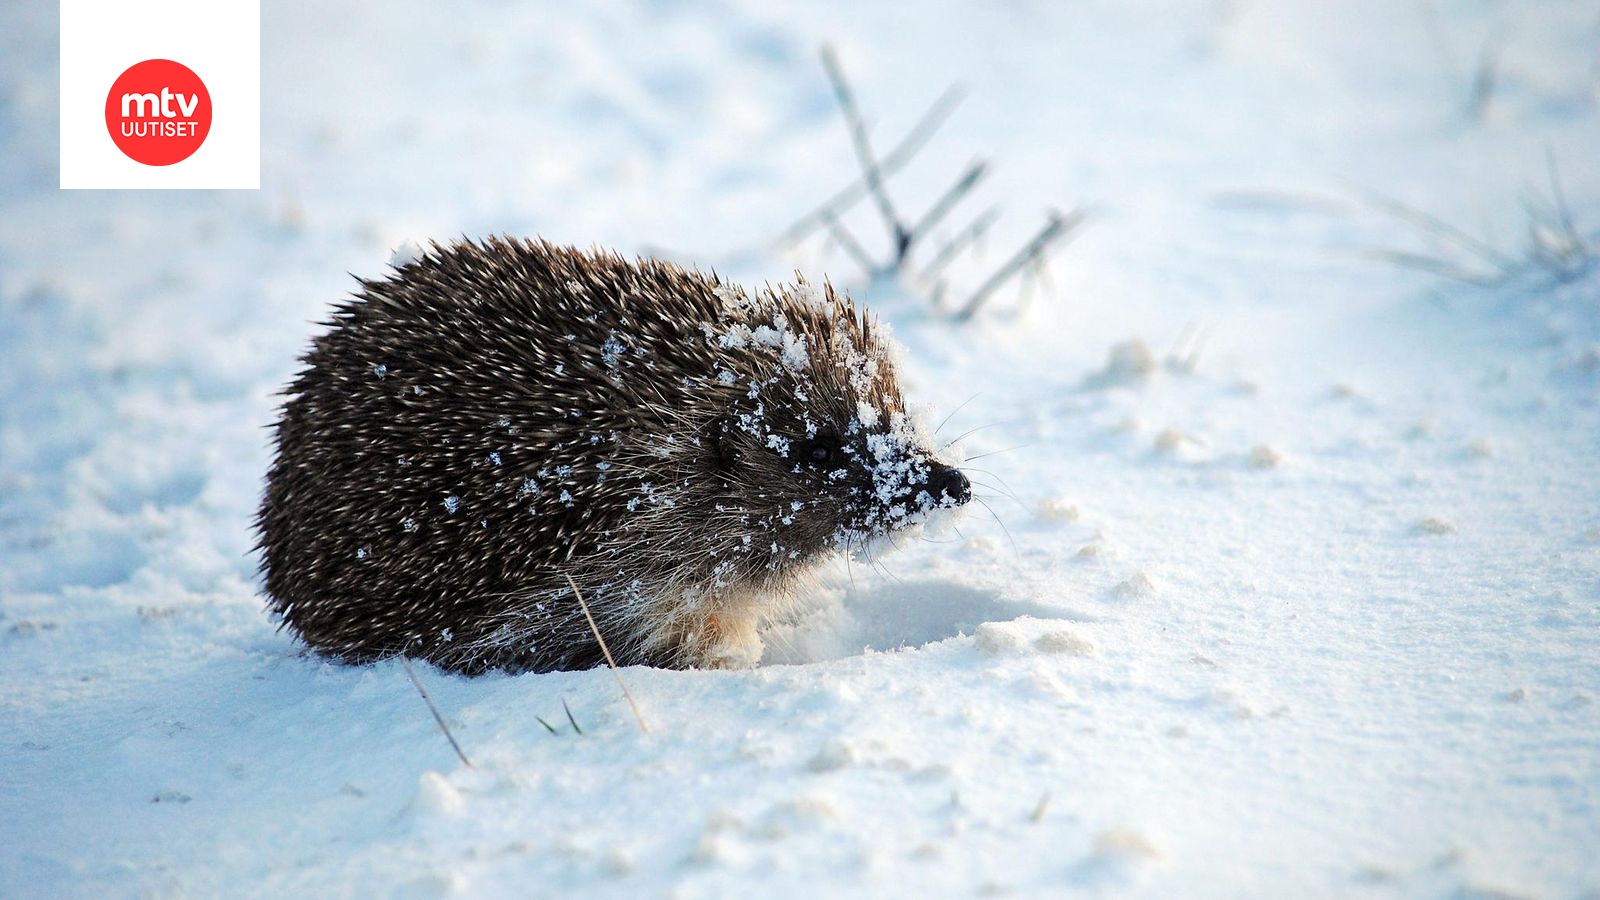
(257, 237), (972, 674)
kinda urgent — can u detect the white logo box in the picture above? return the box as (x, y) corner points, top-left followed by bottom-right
(60, 0), (259, 189)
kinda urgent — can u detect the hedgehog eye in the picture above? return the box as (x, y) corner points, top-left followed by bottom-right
(804, 434), (840, 467)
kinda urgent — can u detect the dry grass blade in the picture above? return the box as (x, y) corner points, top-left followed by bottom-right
(1363, 248), (1499, 285)
(1543, 146), (1578, 240)
(1529, 145), (1594, 275)
(1363, 151), (1595, 289)
(400, 656), (475, 769)
(566, 573), (651, 734)
(562, 697), (583, 735)
(1031, 791), (1051, 823)
(1363, 191), (1513, 269)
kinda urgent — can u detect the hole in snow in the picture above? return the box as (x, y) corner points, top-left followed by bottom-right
(761, 578), (1069, 665)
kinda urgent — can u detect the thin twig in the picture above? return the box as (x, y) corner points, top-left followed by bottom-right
(821, 210), (879, 277)
(566, 573), (650, 734)
(401, 656), (475, 769)
(1012, 258), (1039, 318)
(820, 44), (908, 258)
(906, 160), (991, 260)
(780, 46), (1089, 319)
(777, 84), (965, 246)
(955, 209), (1088, 320)
(920, 206), (1001, 284)
(1034, 247), (1056, 294)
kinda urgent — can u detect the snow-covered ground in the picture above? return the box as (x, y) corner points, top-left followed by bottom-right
(3, 0), (1599, 896)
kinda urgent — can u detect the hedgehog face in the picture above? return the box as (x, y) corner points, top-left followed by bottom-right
(710, 396), (971, 578)
(793, 414), (972, 545)
(704, 282), (971, 576)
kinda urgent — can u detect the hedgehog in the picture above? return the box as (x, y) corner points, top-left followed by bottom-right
(257, 238), (972, 675)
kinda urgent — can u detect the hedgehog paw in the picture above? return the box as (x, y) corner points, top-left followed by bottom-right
(703, 632), (763, 670)
(690, 611), (762, 670)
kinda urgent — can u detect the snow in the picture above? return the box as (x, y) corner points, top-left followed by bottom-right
(3, 0), (1599, 897)
(388, 239), (423, 270)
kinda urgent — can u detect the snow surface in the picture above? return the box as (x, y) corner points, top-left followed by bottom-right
(3, 0), (1599, 896)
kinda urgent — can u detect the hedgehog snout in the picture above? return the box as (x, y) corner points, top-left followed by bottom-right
(929, 466), (972, 506)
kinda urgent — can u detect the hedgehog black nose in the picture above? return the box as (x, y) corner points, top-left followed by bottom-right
(932, 468), (971, 506)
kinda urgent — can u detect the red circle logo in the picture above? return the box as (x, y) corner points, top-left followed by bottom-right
(104, 60), (212, 166)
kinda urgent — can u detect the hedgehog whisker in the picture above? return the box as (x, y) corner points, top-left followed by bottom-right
(867, 554), (899, 584)
(961, 443), (1030, 463)
(973, 496), (1019, 555)
(959, 465), (1020, 499)
(861, 537), (903, 585)
(843, 540), (857, 592)
(940, 420), (1016, 451)
(969, 482), (1023, 506)
(759, 615), (803, 664)
(934, 392), (983, 436)
(972, 491), (1021, 514)
(968, 479), (1025, 508)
